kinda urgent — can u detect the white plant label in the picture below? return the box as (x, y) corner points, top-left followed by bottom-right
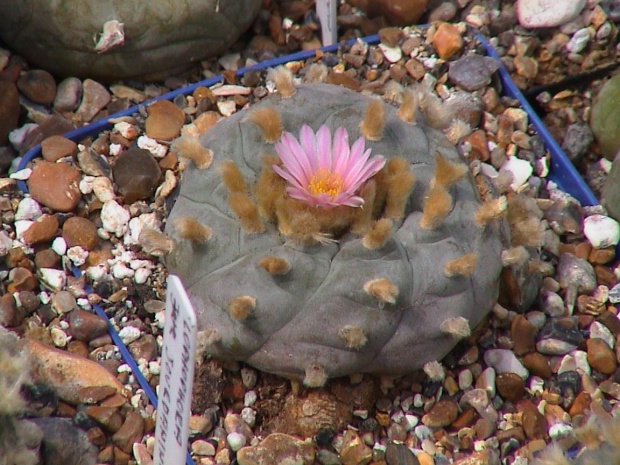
(153, 275), (197, 465)
(317, 0), (337, 46)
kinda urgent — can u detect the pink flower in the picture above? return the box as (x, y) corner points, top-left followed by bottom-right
(273, 124), (386, 208)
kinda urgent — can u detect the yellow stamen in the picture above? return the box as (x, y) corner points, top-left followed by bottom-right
(308, 169), (343, 197)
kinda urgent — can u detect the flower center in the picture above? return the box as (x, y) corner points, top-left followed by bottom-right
(308, 169), (344, 197)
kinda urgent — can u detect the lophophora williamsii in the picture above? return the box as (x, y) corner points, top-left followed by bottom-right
(145, 66), (540, 387)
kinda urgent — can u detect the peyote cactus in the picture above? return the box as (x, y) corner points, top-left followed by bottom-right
(161, 68), (511, 386)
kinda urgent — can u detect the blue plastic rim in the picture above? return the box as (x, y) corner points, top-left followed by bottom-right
(14, 30), (600, 465)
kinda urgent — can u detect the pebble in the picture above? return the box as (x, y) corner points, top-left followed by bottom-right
(54, 77), (83, 112)
(22, 213), (59, 245)
(561, 122), (594, 162)
(111, 410), (144, 454)
(68, 308), (108, 341)
(511, 314), (537, 355)
(432, 22), (463, 60)
(589, 321), (615, 348)
(62, 216), (99, 251)
(586, 337), (617, 374)
(77, 148), (112, 177)
(516, 0), (587, 28)
(51, 290), (77, 314)
(101, 200), (130, 237)
(38, 268), (66, 292)
(137, 135), (167, 159)
(15, 197), (42, 221)
(565, 27), (591, 53)
(27, 161), (82, 212)
(118, 326), (141, 345)
(483, 349), (529, 379)
(145, 100), (185, 141)
(384, 442), (418, 465)
(76, 79), (111, 122)
(583, 215), (620, 249)
(0, 81), (19, 144)
(112, 148), (162, 203)
(27, 338), (123, 404)
(422, 399), (459, 428)
(513, 55), (538, 79)
(236, 433), (315, 465)
(17, 69), (57, 105)
(495, 373), (526, 402)
(500, 156), (533, 192)
(191, 439), (216, 456)
(448, 55), (499, 91)
(338, 430), (372, 465)
(40, 135), (78, 162)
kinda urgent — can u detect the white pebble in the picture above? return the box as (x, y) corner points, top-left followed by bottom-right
(51, 237), (67, 256)
(114, 121), (139, 139)
(528, 377), (544, 395)
(9, 168), (32, 180)
(149, 361), (161, 375)
(583, 214), (620, 248)
(500, 156), (533, 192)
(241, 408), (256, 428)
(15, 198), (42, 221)
(109, 143), (123, 156)
(572, 350), (591, 375)
(458, 369), (473, 390)
(67, 246), (88, 266)
(111, 262), (134, 279)
(217, 100), (237, 117)
(0, 231), (13, 256)
(79, 176), (95, 194)
(379, 43), (402, 63)
(86, 264), (108, 282)
(403, 414), (419, 431)
(9, 123), (38, 151)
(241, 367), (257, 388)
(51, 327), (68, 347)
(590, 321), (615, 348)
(39, 268), (66, 292)
(557, 354), (576, 375)
(549, 423), (573, 439)
(134, 267), (151, 284)
(566, 28), (591, 53)
(14, 220), (33, 239)
(101, 200), (131, 237)
(483, 349), (529, 379)
(244, 390), (257, 407)
(118, 326), (141, 344)
(92, 177), (116, 203)
(138, 135), (167, 158)
(478, 367), (496, 398)
(226, 432), (246, 452)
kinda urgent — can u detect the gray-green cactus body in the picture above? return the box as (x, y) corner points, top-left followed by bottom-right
(165, 83), (504, 381)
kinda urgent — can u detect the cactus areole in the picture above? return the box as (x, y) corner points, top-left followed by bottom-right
(165, 83), (505, 385)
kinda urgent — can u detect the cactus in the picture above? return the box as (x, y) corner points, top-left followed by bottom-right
(161, 71), (511, 386)
(0, 326), (43, 465)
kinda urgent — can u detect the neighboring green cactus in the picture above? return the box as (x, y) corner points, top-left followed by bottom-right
(162, 72), (511, 386)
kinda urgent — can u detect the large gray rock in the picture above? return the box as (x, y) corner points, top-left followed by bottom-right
(165, 84), (506, 382)
(0, 0), (261, 80)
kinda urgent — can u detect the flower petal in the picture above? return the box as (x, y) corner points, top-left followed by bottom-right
(299, 125), (318, 172)
(332, 193), (365, 207)
(282, 131), (314, 181)
(275, 135), (308, 185)
(316, 125), (332, 170)
(332, 127), (351, 174)
(342, 145), (373, 188)
(346, 155), (386, 192)
(272, 164), (306, 191)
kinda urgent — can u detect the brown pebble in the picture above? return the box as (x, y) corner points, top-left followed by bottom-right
(352, 0), (428, 26)
(28, 161), (82, 212)
(0, 81), (20, 144)
(236, 433), (315, 465)
(573, 241), (591, 260)
(404, 57), (426, 80)
(62, 216), (99, 251)
(112, 148), (162, 203)
(513, 56), (538, 79)
(86, 405), (124, 433)
(378, 27), (403, 47)
(339, 430), (372, 465)
(76, 79), (111, 123)
(7, 267), (38, 293)
(40, 135), (78, 162)
(145, 100), (186, 141)
(518, 399), (548, 440)
(597, 310), (620, 336)
(451, 406), (478, 429)
(111, 410), (144, 453)
(68, 309), (109, 342)
(422, 399), (459, 428)
(587, 338), (617, 374)
(128, 334), (158, 362)
(496, 372), (526, 402)
(17, 69), (57, 104)
(385, 442), (418, 465)
(511, 314), (537, 355)
(595, 265), (617, 287)
(589, 247), (615, 265)
(432, 22), (463, 60)
(473, 418), (495, 440)
(462, 130), (489, 161)
(22, 213), (59, 245)
(522, 353), (552, 379)
(0, 293), (24, 327)
(67, 340), (90, 358)
(34, 248), (61, 269)
(568, 391), (591, 417)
